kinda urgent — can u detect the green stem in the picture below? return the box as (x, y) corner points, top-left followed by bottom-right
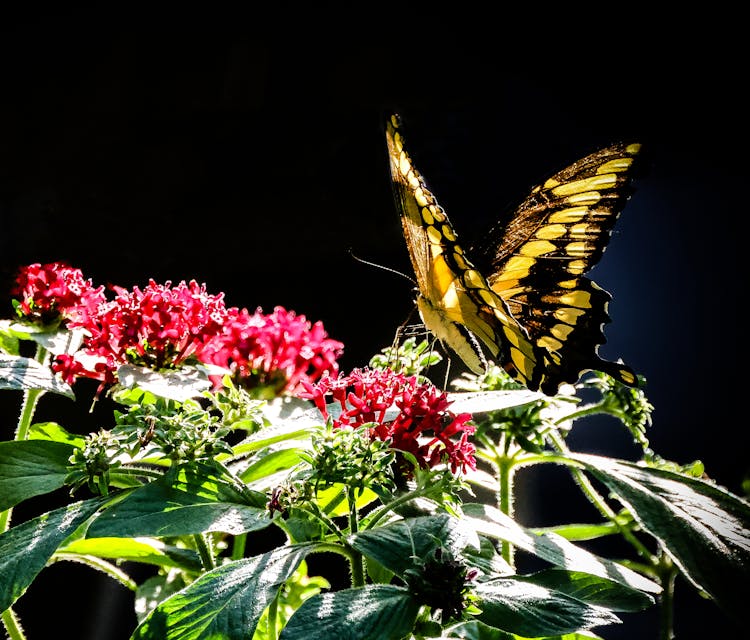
(0, 345), (48, 640)
(267, 591), (279, 638)
(232, 533), (247, 560)
(496, 453), (516, 566)
(347, 486), (365, 587)
(194, 533), (216, 571)
(657, 551), (677, 640)
(548, 431), (656, 563)
(1, 609), (26, 640)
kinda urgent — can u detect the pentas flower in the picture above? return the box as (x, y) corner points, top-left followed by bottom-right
(198, 306), (344, 398)
(53, 279), (230, 385)
(11, 262), (106, 326)
(301, 367), (476, 476)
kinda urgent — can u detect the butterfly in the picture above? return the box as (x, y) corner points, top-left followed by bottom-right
(385, 113), (641, 396)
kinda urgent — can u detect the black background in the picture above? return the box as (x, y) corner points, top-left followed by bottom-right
(0, 11), (746, 640)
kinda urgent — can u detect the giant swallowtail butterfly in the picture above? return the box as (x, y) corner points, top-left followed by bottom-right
(385, 114), (640, 395)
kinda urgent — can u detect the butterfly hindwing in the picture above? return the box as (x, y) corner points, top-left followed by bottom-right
(386, 115), (641, 395)
(472, 143), (642, 393)
(385, 114), (543, 389)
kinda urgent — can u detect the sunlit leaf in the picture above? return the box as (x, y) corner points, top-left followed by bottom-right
(570, 453), (750, 622)
(132, 543), (315, 639)
(58, 536), (201, 571)
(0, 497), (105, 611)
(474, 578), (620, 636)
(0, 439), (76, 510)
(0, 353), (73, 397)
(279, 584), (419, 640)
(462, 503), (661, 595)
(87, 462), (270, 538)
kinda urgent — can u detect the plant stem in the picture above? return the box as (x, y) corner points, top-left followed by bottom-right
(347, 486), (365, 587)
(194, 533), (216, 571)
(657, 551), (677, 640)
(0, 346), (48, 640)
(232, 533), (247, 560)
(1, 609), (26, 640)
(496, 451), (516, 566)
(548, 431), (656, 563)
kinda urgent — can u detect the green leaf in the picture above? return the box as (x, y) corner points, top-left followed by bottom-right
(279, 584), (419, 640)
(0, 497), (105, 611)
(132, 543), (315, 639)
(474, 578), (620, 637)
(238, 447), (306, 484)
(441, 619), (516, 639)
(58, 536), (201, 571)
(462, 503), (661, 595)
(531, 521), (620, 542)
(517, 569), (654, 612)
(0, 439), (76, 510)
(0, 353), (74, 397)
(87, 462), (271, 538)
(0, 321), (84, 354)
(349, 513), (480, 577)
(28, 421), (86, 447)
(569, 453), (750, 622)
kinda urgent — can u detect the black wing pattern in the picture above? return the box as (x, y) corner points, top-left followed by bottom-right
(385, 114), (641, 395)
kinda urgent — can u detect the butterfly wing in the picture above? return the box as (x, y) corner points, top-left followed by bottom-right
(472, 143), (643, 394)
(386, 114), (543, 388)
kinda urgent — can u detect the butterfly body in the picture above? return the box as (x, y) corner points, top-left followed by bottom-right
(386, 114), (640, 395)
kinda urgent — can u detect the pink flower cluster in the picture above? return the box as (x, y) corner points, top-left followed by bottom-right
(11, 262), (105, 326)
(301, 368), (476, 475)
(199, 306), (344, 397)
(11, 263), (343, 398)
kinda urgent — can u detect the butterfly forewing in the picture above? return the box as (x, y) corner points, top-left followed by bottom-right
(386, 115), (543, 388)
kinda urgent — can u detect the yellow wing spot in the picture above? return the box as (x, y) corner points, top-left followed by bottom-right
(598, 158), (633, 173)
(453, 251), (469, 271)
(570, 223), (594, 238)
(554, 307), (585, 324)
(551, 323), (574, 340)
(442, 223), (456, 242)
(556, 290), (593, 308)
(502, 325), (535, 358)
(626, 143), (642, 154)
(538, 335), (563, 351)
(432, 255), (456, 296)
(565, 191), (602, 205)
(431, 206), (446, 223)
(464, 269), (486, 289)
(521, 240), (557, 257)
(426, 225), (444, 246)
(566, 260), (587, 275)
(565, 241), (590, 257)
(421, 204), (434, 224)
(549, 207), (588, 223)
(552, 174), (618, 196)
(415, 188), (429, 209)
(535, 224), (567, 240)
(557, 279), (578, 288)
(503, 255), (535, 275)
(510, 347), (535, 381)
(398, 154), (411, 177)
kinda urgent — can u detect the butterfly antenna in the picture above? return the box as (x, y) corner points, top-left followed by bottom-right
(348, 248), (416, 286)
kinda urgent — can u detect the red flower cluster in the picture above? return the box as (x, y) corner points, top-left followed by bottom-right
(11, 262), (105, 326)
(12, 263), (344, 399)
(301, 368), (476, 475)
(54, 279), (231, 385)
(198, 306), (344, 397)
